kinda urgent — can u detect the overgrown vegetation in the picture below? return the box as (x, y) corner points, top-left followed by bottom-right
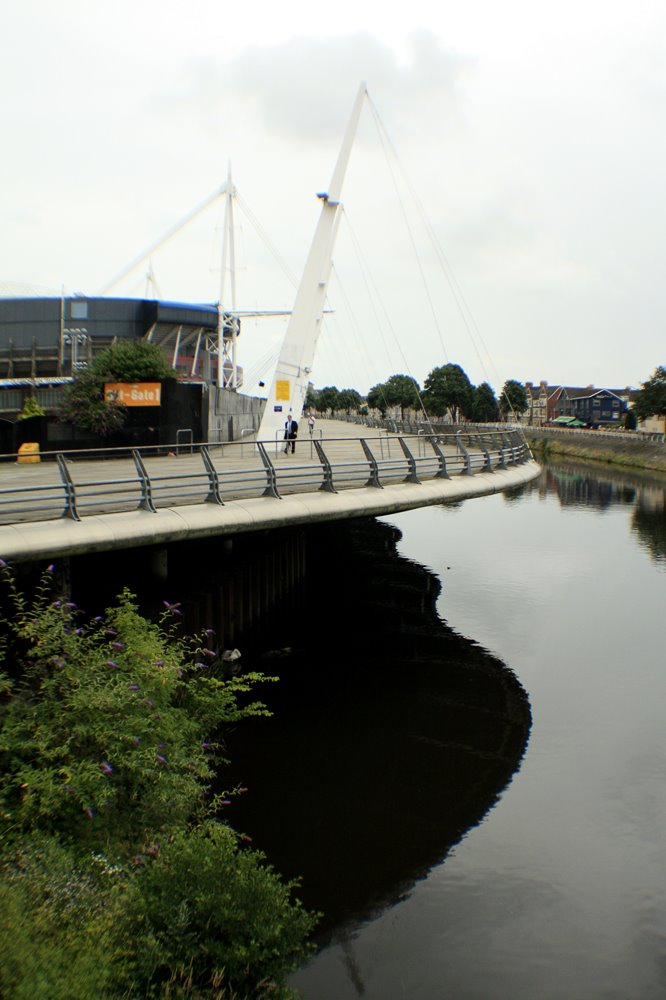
(17, 396), (45, 421)
(0, 564), (315, 998)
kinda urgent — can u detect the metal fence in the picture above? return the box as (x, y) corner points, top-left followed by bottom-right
(0, 429), (532, 526)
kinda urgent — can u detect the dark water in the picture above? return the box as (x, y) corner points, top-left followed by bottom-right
(64, 460), (666, 999)
(226, 461), (666, 1000)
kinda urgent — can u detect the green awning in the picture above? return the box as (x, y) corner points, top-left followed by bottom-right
(551, 415), (586, 426)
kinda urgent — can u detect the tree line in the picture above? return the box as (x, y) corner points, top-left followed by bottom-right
(306, 365), (530, 422)
(308, 365), (666, 425)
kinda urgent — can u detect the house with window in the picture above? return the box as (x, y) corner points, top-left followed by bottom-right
(522, 381), (630, 427)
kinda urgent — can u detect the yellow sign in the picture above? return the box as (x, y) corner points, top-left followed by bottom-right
(104, 383), (161, 406)
(275, 379), (291, 402)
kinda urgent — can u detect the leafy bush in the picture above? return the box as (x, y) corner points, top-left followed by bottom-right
(0, 565), (315, 998)
(17, 395), (45, 421)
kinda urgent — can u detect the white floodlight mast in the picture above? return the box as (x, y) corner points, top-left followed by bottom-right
(218, 164), (239, 389)
(256, 82), (368, 443)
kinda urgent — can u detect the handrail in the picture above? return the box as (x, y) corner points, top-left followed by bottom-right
(0, 430), (533, 527)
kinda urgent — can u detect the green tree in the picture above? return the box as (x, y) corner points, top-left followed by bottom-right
(385, 374), (421, 416)
(624, 408), (638, 430)
(336, 388), (363, 414)
(633, 367), (666, 421)
(472, 382), (499, 422)
(314, 385), (341, 413)
(304, 386), (317, 411)
(422, 363), (474, 422)
(59, 371), (127, 436)
(91, 339), (177, 383)
(59, 340), (176, 436)
(366, 382), (388, 416)
(367, 375), (420, 418)
(499, 379), (529, 418)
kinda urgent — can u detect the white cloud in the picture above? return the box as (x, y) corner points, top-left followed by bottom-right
(1, 0), (665, 393)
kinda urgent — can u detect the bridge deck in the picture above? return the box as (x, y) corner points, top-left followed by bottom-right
(0, 421), (540, 562)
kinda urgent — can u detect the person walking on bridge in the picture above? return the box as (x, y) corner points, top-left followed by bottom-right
(284, 413), (298, 454)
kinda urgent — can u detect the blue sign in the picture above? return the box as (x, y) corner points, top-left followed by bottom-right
(274, 405), (283, 412)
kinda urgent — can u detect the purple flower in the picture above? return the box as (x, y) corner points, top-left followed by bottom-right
(142, 698), (155, 708)
(220, 799), (231, 806)
(155, 659), (164, 667)
(128, 684), (140, 691)
(111, 641), (124, 651)
(162, 600), (182, 614)
(201, 648), (217, 659)
(0, 559), (7, 568)
(46, 564), (54, 573)
(52, 601), (62, 609)
(66, 602), (77, 609)
(105, 660), (119, 669)
(155, 753), (167, 765)
(84, 806), (94, 820)
(204, 628), (215, 636)
(105, 629), (117, 638)
(100, 761), (113, 776)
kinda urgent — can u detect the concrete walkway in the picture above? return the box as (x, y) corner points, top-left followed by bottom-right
(0, 420), (540, 563)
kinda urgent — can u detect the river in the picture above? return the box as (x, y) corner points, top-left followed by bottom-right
(219, 460), (666, 1000)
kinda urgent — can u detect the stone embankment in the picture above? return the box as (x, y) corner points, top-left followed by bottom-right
(524, 428), (666, 475)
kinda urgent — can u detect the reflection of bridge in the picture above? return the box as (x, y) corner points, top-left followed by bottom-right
(0, 420), (539, 563)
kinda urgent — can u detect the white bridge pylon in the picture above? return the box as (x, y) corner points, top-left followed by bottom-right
(256, 82), (368, 444)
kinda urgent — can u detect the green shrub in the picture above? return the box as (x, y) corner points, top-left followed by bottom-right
(0, 566), (315, 998)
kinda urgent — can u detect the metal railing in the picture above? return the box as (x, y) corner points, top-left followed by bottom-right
(0, 430), (532, 526)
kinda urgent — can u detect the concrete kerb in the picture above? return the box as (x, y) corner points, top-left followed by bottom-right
(0, 460), (541, 563)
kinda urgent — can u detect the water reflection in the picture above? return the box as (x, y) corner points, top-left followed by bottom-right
(224, 517), (532, 939)
(536, 460), (666, 564)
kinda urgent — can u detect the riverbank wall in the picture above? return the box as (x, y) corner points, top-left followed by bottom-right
(525, 428), (666, 475)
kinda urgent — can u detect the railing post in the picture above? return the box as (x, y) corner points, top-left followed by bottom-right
(495, 431), (507, 469)
(201, 445), (224, 505)
(56, 453), (80, 521)
(427, 435), (450, 478)
(256, 442), (281, 498)
(313, 440), (337, 493)
(456, 431), (472, 475)
(500, 432), (515, 465)
(478, 433), (492, 471)
(398, 437), (421, 484)
(360, 438), (383, 488)
(132, 449), (157, 512)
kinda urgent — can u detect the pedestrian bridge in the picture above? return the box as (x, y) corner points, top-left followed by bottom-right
(0, 421), (540, 563)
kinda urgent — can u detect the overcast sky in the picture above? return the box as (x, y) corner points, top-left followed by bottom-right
(1, 0), (665, 396)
